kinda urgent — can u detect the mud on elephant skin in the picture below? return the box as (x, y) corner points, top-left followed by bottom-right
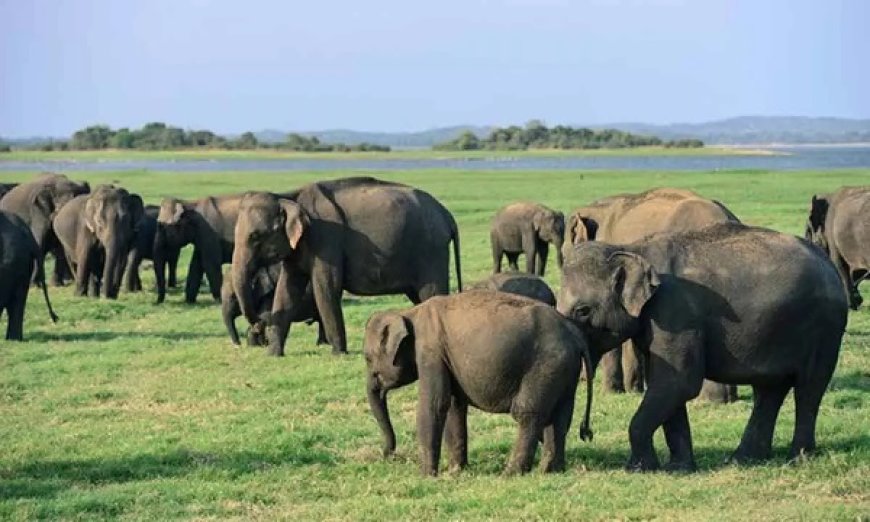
(364, 291), (594, 476)
(232, 177), (462, 357)
(806, 186), (870, 310)
(558, 223), (847, 472)
(490, 201), (564, 276)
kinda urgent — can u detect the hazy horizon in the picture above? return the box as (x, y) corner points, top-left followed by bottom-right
(2, 0), (868, 137)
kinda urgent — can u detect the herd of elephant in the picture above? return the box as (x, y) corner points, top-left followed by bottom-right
(0, 173), (868, 476)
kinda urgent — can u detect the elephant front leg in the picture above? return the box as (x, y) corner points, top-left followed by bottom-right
(443, 395), (468, 474)
(184, 251), (203, 304)
(522, 233), (537, 275)
(417, 366), (452, 476)
(600, 347), (625, 393)
(311, 263), (347, 355)
(622, 341), (645, 393)
(541, 388), (576, 473)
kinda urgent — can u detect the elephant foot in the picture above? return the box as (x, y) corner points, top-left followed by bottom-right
(787, 444), (816, 464)
(541, 457), (566, 473)
(446, 461), (466, 475)
(625, 452), (660, 472)
(331, 348), (349, 356)
(603, 383), (626, 394)
(664, 459), (697, 473)
(849, 293), (863, 310)
(267, 345), (285, 357)
(726, 446), (772, 466)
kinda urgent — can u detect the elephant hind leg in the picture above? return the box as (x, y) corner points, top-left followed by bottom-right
(790, 350), (839, 460)
(504, 412), (543, 475)
(443, 395), (468, 473)
(541, 386), (576, 473)
(730, 383), (789, 464)
(663, 404), (696, 472)
(506, 252), (520, 272)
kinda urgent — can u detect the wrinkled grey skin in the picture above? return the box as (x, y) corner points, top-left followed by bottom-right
(0, 173), (90, 286)
(365, 291), (593, 476)
(124, 205), (181, 293)
(490, 202), (564, 276)
(474, 272), (556, 306)
(153, 194), (243, 304)
(0, 183), (18, 201)
(806, 186), (870, 310)
(558, 223), (847, 472)
(53, 185), (144, 299)
(220, 264), (326, 347)
(0, 210), (58, 340)
(564, 187), (739, 402)
(233, 178), (462, 356)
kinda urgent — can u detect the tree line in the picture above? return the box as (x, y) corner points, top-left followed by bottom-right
(433, 121), (703, 151)
(10, 123), (390, 152)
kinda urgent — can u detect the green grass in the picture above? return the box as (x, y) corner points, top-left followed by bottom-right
(0, 145), (780, 162)
(1, 168), (868, 520)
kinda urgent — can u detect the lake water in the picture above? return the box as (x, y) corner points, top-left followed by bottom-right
(3, 146), (870, 173)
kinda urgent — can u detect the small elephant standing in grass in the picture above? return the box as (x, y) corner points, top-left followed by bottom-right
(490, 202), (564, 276)
(806, 186), (869, 310)
(220, 264), (326, 347)
(364, 291), (593, 476)
(124, 204), (181, 293)
(474, 272), (556, 306)
(0, 210), (58, 340)
(558, 223), (847, 472)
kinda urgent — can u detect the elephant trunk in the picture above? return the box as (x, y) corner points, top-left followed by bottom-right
(231, 245), (260, 328)
(367, 374), (396, 457)
(153, 226), (168, 303)
(102, 239), (123, 299)
(578, 344), (595, 442)
(555, 237), (564, 269)
(222, 294), (242, 346)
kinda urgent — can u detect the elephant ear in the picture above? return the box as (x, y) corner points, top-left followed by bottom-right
(808, 194), (829, 229)
(279, 199), (308, 249)
(377, 313), (413, 367)
(568, 213), (597, 243)
(83, 195), (104, 234)
(129, 194), (145, 231)
(608, 251), (660, 318)
(158, 199), (187, 225)
(33, 186), (55, 217)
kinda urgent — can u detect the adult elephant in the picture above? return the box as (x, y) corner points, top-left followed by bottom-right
(806, 186), (870, 310)
(564, 187), (739, 402)
(124, 204), (181, 292)
(490, 202), (564, 276)
(0, 173), (90, 285)
(0, 210), (58, 340)
(153, 194), (244, 304)
(53, 185), (144, 299)
(558, 223), (847, 471)
(233, 177), (462, 356)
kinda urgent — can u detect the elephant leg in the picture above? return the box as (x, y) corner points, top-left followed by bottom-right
(168, 249), (180, 288)
(51, 246), (71, 286)
(535, 242), (548, 277)
(790, 350), (839, 460)
(662, 404), (696, 472)
(832, 253), (861, 309)
(522, 233), (537, 274)
(5, 285), (27, 340)
(506, 253), (520, 272)
(184, 251), (203, 303)
(315, 320), (328, 346)
(267, 269), (295, 356)
(125, 250), (141, 292)
(311, 263), (347, 355)
(504, 413), (542, 475)
(623, 340), (645, 393)
(541, 386), (576, 473)
(698, 380), (737, 403)
(202, 259), (223, 303)
(600, 346), (625, 393)
(444, 395), (468, 473)
(491, 235), (503, 274)
(417, 363), (452, 476)
(729, 383), (789, 463)
(74, 243), (94, 297)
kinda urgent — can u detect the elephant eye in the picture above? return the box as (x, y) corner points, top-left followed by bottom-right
(574, 304), (593, 319)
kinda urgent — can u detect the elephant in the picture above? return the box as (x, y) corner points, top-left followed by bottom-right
(472, 272), (556, 306)
(564, 187), (740, 402)
(0, 210), (58, 340)
(0, 172), (90, 286)
(232, 177), (462, 356)
(220, 264), (326, 347)
(557, 223), (847, 472)
(52, 185), (144, 299)
(490, 202), (564, 276)
(806, 186), (870, 310)
(0, 183), (18, 201)
(124, 204), (181, 293)
(364, 290), (593, 476)
(153, 193), (244, 304)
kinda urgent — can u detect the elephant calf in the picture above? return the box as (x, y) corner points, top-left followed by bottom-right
(472, 272), (556, 306)
(220, 265), (325, 347)
(365, 291), (593, 476)
(490, 202), (565, 276)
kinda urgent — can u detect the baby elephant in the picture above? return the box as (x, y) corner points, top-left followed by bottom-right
(476, 272), (556, 306)
(220, 265), (325, 347)
(364, 290), (593, 476)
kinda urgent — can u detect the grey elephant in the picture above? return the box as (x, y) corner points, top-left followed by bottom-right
(0, 173), (90, 286)
(473, 272), (556, 306)
(220, 264), (326, 347)
(490, 202), (564, 276)
(232, 178), (462, 356)
(365, 291), (593, 476)
(124, 204), (181, 292)
(565, 187), (739, 403)
(53, 185), (144, 299)
(0, 210), (58, 340)
(558, 223), (847, 472)
(806, 186), (869, 310)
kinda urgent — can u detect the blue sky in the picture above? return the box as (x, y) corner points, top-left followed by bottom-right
(1, 0), (868, 136)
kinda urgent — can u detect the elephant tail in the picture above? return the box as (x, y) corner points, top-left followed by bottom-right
(449, 215), (462, 293)
(33, 256), (59, 323)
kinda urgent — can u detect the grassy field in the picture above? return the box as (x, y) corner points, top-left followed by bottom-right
(0, 145), (781, 162)
(0, 167), (868, 520)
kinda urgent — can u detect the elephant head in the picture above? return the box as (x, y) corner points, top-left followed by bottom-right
(232, 192), (308, 328)
(557, 243), (659, 359)
(534, 209), (566, 267)
(84, 185), (143, 298)
(153, 197), (195, 302)
(33, 174), (91, 223)
(363, 311), (420, 457)
(805, 194), (830, 253)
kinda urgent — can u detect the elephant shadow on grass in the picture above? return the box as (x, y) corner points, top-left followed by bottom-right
(26, 330), (226, 343)
(0, 445), (339, 502)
